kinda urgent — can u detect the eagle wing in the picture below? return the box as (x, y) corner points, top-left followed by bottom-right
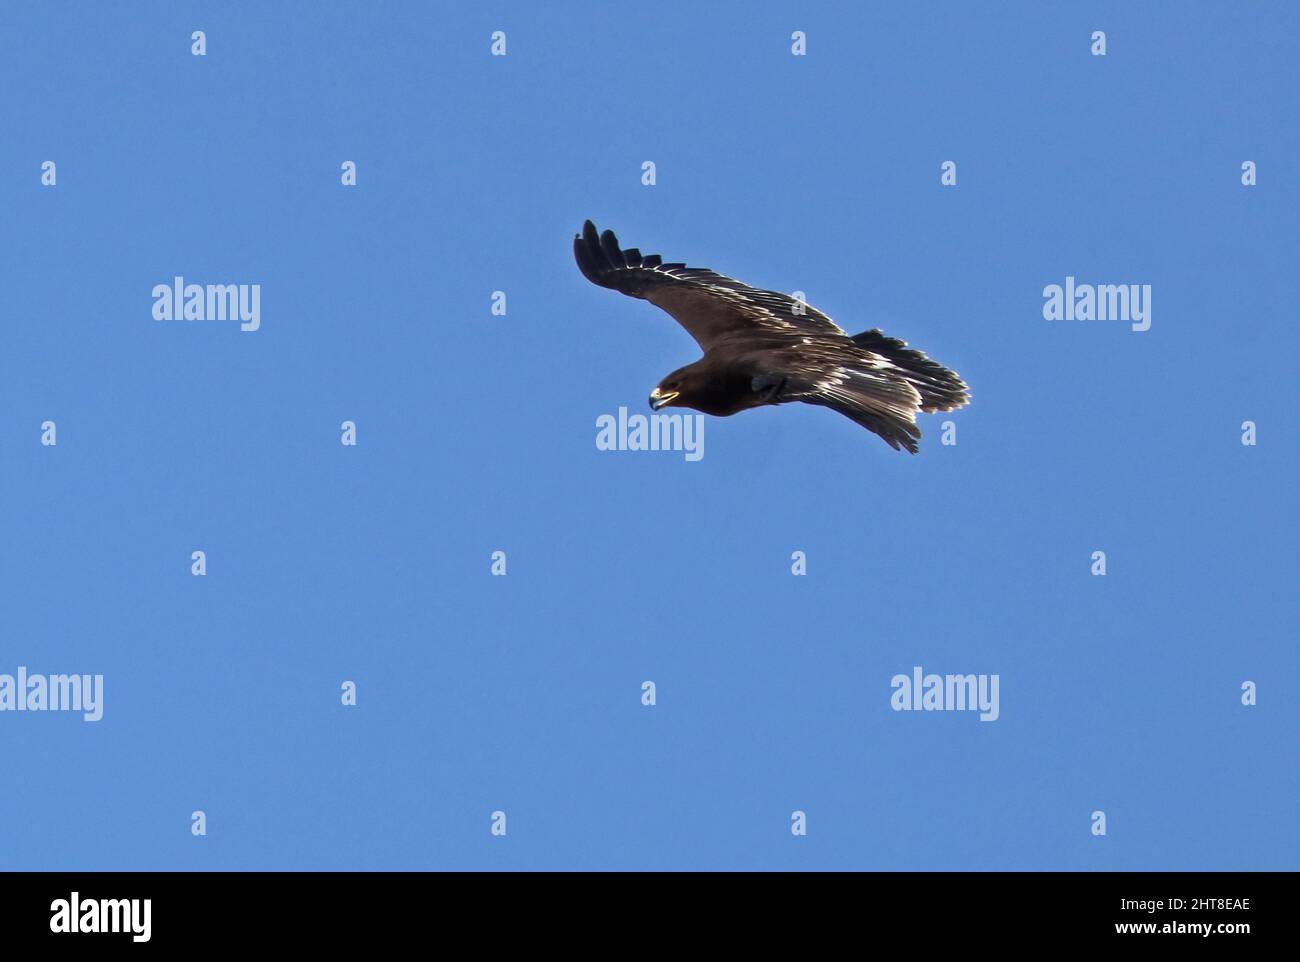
(574, 220), (846, 351)
(748, 345), (928, 453)
(764, 334), (970, 453)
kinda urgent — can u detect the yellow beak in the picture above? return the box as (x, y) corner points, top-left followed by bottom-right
(649, 388), (679, 411)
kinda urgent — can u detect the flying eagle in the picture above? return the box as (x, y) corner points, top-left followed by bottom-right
(574, 221), (969, 453)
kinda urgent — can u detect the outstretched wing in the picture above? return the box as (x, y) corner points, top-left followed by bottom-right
(755, 345), (929, 453)
(574, 220), (845, 351)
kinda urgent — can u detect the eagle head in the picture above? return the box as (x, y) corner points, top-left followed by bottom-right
(649, 361), (766, 417)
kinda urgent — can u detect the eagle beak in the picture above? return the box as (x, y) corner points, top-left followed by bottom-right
(649, 388), (679, 411)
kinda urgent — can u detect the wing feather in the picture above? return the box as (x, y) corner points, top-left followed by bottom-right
(575, 220), (845, 350)
(764, 346), (927, 453)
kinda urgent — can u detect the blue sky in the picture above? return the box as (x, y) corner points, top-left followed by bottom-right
(1, 2), (1296, 870)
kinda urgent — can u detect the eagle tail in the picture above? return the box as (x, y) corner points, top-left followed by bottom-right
(849, 329), (969, 413)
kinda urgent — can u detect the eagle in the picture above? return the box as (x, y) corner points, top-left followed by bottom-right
(574, 221), (969, 453)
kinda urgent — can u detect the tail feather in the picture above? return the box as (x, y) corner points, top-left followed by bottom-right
(850, 328), (969, 413)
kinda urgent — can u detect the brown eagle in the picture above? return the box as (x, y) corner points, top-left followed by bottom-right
(574, 221), (969, 452)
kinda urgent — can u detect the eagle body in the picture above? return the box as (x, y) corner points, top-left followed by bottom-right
(574, 221), (969, 452)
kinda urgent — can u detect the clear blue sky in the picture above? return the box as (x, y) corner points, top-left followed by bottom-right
(2, 2), (1296, 870)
